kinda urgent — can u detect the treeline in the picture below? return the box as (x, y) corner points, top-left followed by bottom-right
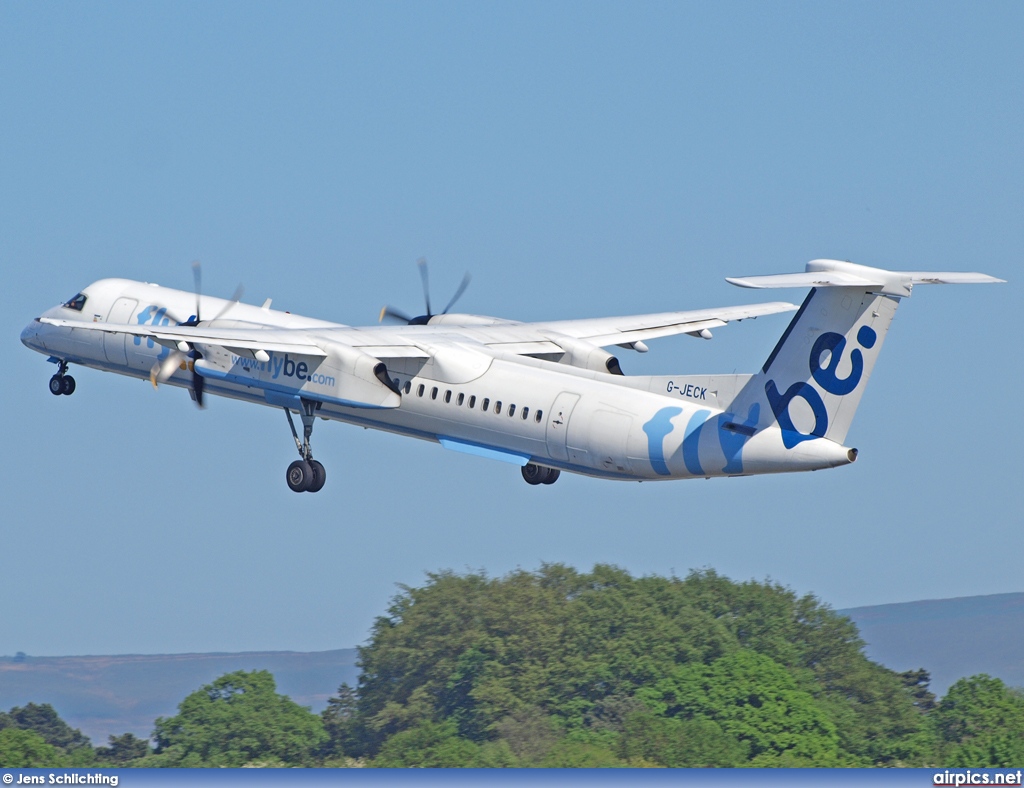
(3, 565), (1024, 768)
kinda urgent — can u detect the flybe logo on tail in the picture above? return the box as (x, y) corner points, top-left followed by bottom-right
(766, 325), (877, 449)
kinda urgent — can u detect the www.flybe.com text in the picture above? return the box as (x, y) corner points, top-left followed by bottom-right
(231, 353), (335, 387)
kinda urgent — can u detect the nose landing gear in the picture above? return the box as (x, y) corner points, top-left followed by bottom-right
(284, 400), (327, 493)
(49, 361), (76, 396)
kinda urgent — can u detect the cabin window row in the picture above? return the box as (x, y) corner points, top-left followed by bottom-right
(400, 379), (543, 423)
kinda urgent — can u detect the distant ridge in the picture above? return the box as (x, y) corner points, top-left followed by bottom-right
(0, 648), (358, 745)
(841, 591), (1024, 695)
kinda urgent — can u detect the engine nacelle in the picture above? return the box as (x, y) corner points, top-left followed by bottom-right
(545, 334), (623, 375)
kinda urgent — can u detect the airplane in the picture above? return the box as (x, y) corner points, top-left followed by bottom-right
(21, 258), (1003, 493)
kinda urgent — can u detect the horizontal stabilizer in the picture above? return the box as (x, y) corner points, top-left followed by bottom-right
(726, 272), (884, 290)
(902, 271), (1007, 285)
(727, 259), (1005, 298)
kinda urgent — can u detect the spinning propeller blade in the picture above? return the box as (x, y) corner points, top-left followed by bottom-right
(378, 259), (472, 325)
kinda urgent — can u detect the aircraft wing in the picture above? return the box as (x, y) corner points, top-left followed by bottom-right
(40, 318), (332, 356)
(40, 298), (797, 361)
(521, 301), (797, 347)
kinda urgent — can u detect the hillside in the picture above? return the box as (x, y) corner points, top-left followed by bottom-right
(0, 649), (358, 745)
(841, 592), (1024, 695)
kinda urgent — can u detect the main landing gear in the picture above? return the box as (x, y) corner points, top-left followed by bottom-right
(522, 463), (560, 485)
(283, 400), (326, 493)
(49, 360), (76, 396)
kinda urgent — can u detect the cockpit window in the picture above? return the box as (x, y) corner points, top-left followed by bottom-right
(63, 293), (87, 311)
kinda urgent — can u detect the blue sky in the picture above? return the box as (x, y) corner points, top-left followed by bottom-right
(1, 1), (1020, 656)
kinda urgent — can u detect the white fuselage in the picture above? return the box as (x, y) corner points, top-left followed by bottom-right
(21, 278), (855, 481)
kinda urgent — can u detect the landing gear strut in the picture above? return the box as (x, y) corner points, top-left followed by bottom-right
(522, 463), (560, 485)
(284, 400), (326, 493)
(49, 361), (76, 396)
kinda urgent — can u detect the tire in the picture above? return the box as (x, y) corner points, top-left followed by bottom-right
(286, 460), (313, 492)
(542, 468), (560, 485)
(521, 463), (547, 485)
(49, 375), (64, 396)
(307, 460), (326, 493)
(61, 375), (76, 396)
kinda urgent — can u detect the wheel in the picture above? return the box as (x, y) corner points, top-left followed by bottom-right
(61, 375), (76, 395)
(521, 463), (546, 485)
(49, 375), (64, 396)
(542, 468), (560, 485)
(286, 460), (313, 492)
(306, 460), (326, 493)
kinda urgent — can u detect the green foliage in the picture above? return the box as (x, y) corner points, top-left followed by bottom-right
(0, 727), (66, 767)
(0, 703), (93, 765)
(95, 732), (151, 764)
(900, 669), (938, 713)
(322, 682), (361, 758)
(370, 720), (516, 767)
(619, 712), (747, 767)
(0, 702), (91, 754)
(639, 650), (841, 764)
(151, 670), (326, 766)
(932, 675), (1024, 767)
(343, 564), (930, 765)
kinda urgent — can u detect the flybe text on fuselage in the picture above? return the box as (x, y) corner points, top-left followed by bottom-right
(232, 352), (336, 388)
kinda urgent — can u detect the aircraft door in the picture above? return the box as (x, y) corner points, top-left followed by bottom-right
(103, 297), (137, 365)
(545, 392), (580, 462)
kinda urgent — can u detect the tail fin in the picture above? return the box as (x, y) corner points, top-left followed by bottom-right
(726, 259), (1004, 446)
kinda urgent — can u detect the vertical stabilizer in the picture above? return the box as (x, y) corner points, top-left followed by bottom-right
(725, 259), (1003, 446)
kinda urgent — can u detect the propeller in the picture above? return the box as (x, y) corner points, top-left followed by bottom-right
(149, 261), (243, 409)
(380, 258), (471, 325)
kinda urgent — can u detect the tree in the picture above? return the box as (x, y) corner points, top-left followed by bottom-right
(0, 703), (93, 765)
(619, 711), (746, 767)
(1, 703), (91, 754)
(322, 683), (361, 759)
(152, 670), (326, 766)
(345, 564), (928, 764)
(0, 728), (65, 767)
(900, 669), (938, 713)
(932, 675), (1024, 767)
(639, 650), (842, 765)
(95, 733), (150, 764)
(370, 720), (516, 767)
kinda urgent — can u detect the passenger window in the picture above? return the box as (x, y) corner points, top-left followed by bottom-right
(508, 404), (516, 417)
(482, 398), (490, 411)
(63, 293), (87, 311)
(417, 384), (425, 397)
(431, 387), (438, 400)
(444, 390), (452, 404)
(522, 407), (529, 420)
(535, 410), (543, 423)
(404, 381), (412, 395)
(393, 378), (400, 390)
(495, 401), (502, 414)
(469, 396), (477, 409)
(457, 393), (465, 406)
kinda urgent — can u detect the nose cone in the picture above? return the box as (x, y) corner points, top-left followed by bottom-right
(21, 318), (47, 353)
